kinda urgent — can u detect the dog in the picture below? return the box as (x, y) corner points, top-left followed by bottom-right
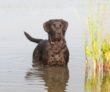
(24, 19), (69, 66)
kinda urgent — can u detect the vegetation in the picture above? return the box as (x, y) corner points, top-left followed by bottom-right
(85, 0), (110, 92)
(101, 41), (110, 65)
(85, 17), (100, 71)
(85, 0), (110, 72)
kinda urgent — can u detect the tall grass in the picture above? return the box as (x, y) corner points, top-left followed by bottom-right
(85, 17), (100, 70)
(85, 0), (110, 91)
(85, 0), (110, 71)
(102, 41), (110, 65)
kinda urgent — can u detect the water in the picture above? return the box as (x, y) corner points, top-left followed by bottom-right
(0, 24), (85, 92)
(0, 2), (86, 91)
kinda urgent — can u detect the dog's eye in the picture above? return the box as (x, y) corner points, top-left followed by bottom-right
(59, 24), (62, 27)
(53, 23), (56, 27)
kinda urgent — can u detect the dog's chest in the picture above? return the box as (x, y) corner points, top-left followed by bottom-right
(48, 41), (65, 53)
(47, 41), (66, 65)
(48, 52), (64, 65)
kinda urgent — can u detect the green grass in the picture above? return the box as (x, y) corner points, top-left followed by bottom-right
(101, 41), (110, 65)
(85, 0), (110, 68)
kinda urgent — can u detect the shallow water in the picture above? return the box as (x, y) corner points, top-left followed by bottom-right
(0, 2), (86, 91)
(0, 24), (85, 92)
(1, 0), (110, 91)
(0, 28), (85, 92)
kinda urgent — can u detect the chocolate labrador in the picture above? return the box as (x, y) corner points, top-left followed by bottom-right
(24, 19), (69, 66)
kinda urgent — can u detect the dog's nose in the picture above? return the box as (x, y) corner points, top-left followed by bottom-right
(57, 33), (61, 36)
(57, 32), (61, 37)
(57, 30), (61, 34)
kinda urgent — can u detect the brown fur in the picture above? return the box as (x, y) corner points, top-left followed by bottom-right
(24, 19), (69, 66)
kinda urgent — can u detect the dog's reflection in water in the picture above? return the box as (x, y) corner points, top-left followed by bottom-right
(25, 66), (69, 92)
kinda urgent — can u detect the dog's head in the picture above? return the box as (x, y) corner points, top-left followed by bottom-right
(43, 19), (68, 42)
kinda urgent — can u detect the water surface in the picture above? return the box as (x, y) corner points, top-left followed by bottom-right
(0, 1), (86, 91)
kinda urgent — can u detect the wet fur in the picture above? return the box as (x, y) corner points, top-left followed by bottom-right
(24, 19), (69, 66)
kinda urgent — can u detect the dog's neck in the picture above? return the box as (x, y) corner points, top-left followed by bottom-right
(48, 39), (66, 54)
(49, 39), (65, 45)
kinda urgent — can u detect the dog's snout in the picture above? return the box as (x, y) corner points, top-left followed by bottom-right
(57, 31), (61, 35)
(58, 32), (61, 35)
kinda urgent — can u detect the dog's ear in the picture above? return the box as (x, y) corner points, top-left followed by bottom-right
(43, 20), (51, 32)
(61, 20), (68, 31)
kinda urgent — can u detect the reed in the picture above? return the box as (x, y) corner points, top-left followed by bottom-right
(85, 0), (110, 72)
(85, 15), (100, 71)
(85, 0), (110, 91)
